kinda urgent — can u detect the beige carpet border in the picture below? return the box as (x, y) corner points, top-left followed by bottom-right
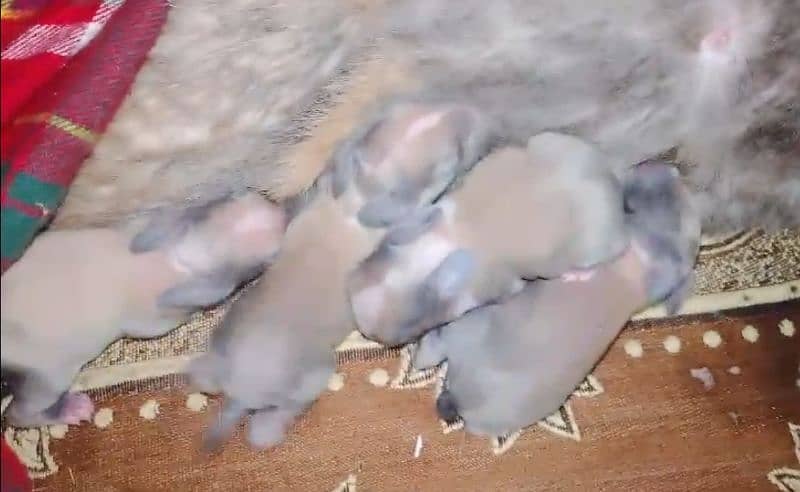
(71, 279), (799, 392)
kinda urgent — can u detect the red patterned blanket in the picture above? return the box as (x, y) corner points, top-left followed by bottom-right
(0, 0), (169, 272)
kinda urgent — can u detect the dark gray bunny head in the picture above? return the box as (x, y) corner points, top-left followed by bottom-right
(130, 191), (286, 311)
(347, 205), (476, 346)
(330, 101), (494, 228)
(623, 159), (701, 314)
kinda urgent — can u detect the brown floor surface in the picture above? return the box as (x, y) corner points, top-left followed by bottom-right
(31, 302), (800, 491)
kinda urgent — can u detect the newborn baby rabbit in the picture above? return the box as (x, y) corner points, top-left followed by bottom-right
(347, 132), (629, 347)
(414, 160), (701, 437)
(1, 191), (286, 428)
(189, 101), (493, 450)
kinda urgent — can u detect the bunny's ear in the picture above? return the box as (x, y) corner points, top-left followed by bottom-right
(129, 210), (191, 254)
(357, 194), (417, 228)
(156, 270), (240, 311)
(331, 100), (491, 209)
(382, 206), (443, 245)
(129, 197), (227, 254)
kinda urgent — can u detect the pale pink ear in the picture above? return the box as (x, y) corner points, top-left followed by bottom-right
(170, 239), (215, 273)
(401, 110), (448, 141)
(233, 209), (270, 234)
(357, 105), (452, 177)
(232, 202), (286, 235)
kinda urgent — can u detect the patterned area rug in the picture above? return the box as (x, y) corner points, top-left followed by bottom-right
(16, 301), (800, 491)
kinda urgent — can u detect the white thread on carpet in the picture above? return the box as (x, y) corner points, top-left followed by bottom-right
(728, 366), (742, 375)
(331, 473), (357, 492)
(413, 434), (423, 458)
